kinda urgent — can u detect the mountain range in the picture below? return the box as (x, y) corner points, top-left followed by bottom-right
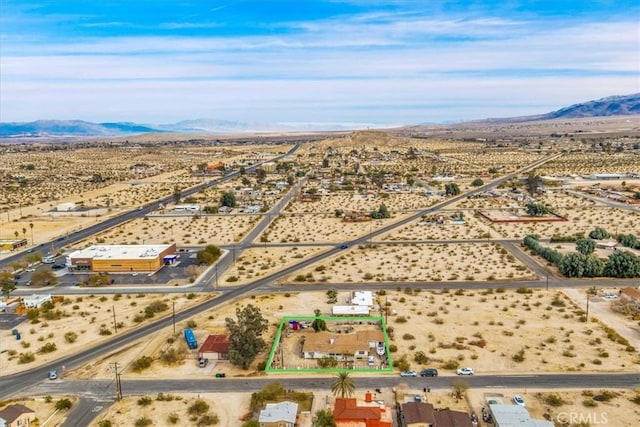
(1, 93), (638, 138)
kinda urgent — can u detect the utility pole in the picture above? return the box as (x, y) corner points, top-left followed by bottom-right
(586, 291), (590, 322)
(546, 274), (549, 291)
(110, 362), (122, 400)
(112, 306), (118, 334)
(172, 301), (176, 335)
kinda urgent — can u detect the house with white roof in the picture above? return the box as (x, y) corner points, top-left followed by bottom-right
(258, 401), (298, 427)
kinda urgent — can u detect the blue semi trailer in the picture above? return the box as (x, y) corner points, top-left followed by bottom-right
(184, 328), (198, 349)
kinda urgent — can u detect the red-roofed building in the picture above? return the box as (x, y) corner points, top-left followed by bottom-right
(197, 334), (229, 360)
(206, 162), (224, 173)
(333, 398), (392, 427)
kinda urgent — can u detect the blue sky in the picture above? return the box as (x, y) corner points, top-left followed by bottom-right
(1, 1), (638, 125)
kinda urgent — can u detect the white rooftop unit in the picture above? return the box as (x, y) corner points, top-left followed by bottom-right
(332, 305), (370, 316)
(351, 291), (374, 306)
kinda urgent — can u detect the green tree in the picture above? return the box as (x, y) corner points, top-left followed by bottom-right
(255, 168), (267, 181)
(220, 192), (236, 208)
(526, 173), (542, 195)
(525, 202), (549, 216)
(331, 371), (355, 398)
(30, 269), (59, 287)
(605, 250), (640, 278)
(576, 238), (596, 255)
(311, 317), (327, 332)
(471, 178), (484, 187)
(172, 185), (182, 204)
(559, 252), (587, 278)
(55, 398), (73, 410)
(225, 304), (268, 369)
(451, 379), (469, 399)
(444, 183), (460, 196)
(313, 409), (337, 427)
(371, 203), (391, 219)
(589, 227), (611, 240)
(1, 272), (16, 298)
(196, 245), (222, 266)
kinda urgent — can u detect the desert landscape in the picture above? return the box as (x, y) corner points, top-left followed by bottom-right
(1, 120), (640, 427)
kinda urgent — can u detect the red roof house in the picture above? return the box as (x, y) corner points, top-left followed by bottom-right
(197, 334), (230, 360)
(333, 398), (392, 427)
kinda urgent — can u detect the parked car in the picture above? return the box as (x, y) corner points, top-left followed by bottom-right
(198, 357), (208, 368)
(48, 370), (58, 380)
(340, 244), (349, 249)
(214, 372), (226, 378)
(51, 263), (65, 270)
(513, 395), (526, 406)
(457, 367), (474, 375)
(420, 368), (438, 377)
(400, 370), (417, 377)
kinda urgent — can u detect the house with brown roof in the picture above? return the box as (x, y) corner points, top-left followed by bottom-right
(620, 287), (640, 303)
(197, 334), (230, 360)
(0, 403), (36, 427)
(301, 330), (384, 362)
(400, 401), (473, 427)
(333, 397), (392, 427)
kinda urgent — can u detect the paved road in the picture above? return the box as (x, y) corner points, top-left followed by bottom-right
(26, 373), (640, 398)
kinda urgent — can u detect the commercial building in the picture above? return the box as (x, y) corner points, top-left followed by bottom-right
(66, 244), (177, 273)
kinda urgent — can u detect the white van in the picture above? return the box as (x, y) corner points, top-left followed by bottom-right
(43, 256), (55, 264)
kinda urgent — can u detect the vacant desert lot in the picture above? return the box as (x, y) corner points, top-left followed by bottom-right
(0, 293), (214, 376)
(279, 242), (534, 283)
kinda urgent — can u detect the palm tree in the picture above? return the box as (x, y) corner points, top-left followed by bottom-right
(331, 371), (355, 398)
(29, 223), (34, 244)
(312, 409), (336, 427)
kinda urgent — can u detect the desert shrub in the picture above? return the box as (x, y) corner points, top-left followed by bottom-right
(18, 352), (35, 364)
(582, 399), (597, 407)
(402, 333), (415, 340)
(134, 417), (152, 427)
(132, 356), (153, 372)
(159, 347), (186, 365)
(544, 394), (566, 407)
(414, 351), (429, 364)
(99, 327), (112, 336)
(631, 394), (640, 405)
(395, 316), (407, 323)
(442, 359), (460, 370)
(167, 412), (180, 424)
(388, 344), (398, 353)
(512, 349), (526, 363)
(186, 320), (197, 328)
(55, 398), (73, 410)
(64, 332), (78, 343)
(188, 399), (210, 416)
(135, 395), (152, 406)
(144, 300), (169, 318)
(38, 342), (57, 354)
(197, 414), (219, 426)
(98, 420), (112, 427)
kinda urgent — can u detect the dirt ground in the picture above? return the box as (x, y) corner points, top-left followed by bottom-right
(0, 292), (215, 376)
(278, 242), (534, 283)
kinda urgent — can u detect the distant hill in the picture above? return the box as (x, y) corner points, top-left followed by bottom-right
(0, 118), (377, 139)
(482, 93), (640, 123)
(0, 120), (163, 138)
(2, 93), (638, 138)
